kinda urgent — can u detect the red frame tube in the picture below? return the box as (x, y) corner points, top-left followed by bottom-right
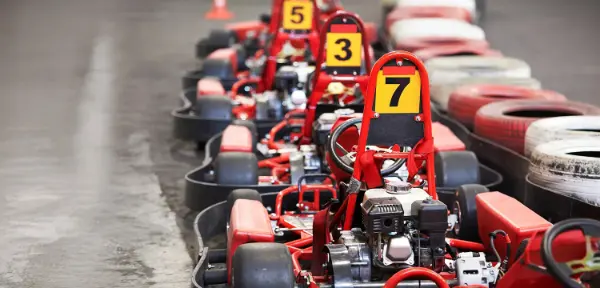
(383, 267), (450, 288)
(343, 51), (436, 230)
(302, 11), (373, 142)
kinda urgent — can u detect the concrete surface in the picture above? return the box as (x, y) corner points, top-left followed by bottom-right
(0, 0), (598, 287)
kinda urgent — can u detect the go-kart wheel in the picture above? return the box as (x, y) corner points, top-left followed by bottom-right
(434, 151), (480, 188)
(541, 218), (600, 288)
(203, 58), (236, 79)
(259, 13), (271, 24)
(232, 243), (295, 288)
(182, 69), (205, 91)
(210, 29), (238, 51)
(194, 95), (233, 120)
(227, 189), (262, 222)
(326, 118), (406, 177)
(195, 38), (211, 59)
(232, 119), (258, 148)
(215, 152), (258, 185)
(452, 184), (488, 242)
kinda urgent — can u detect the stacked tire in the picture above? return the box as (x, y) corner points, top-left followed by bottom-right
(380, 0), (600, 216)
(525, 117), (600, 207)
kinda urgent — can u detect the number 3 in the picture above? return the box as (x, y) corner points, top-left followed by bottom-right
(334, 38), (352, 61)
(291, 6), (304, 24)
(386, 77), (411, 107)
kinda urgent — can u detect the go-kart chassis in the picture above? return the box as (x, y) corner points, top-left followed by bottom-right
(431, 104), (600, 221)
(184, 129), (503, 212)
(191, 193), (458, 288)
(173, 88), (281, 144)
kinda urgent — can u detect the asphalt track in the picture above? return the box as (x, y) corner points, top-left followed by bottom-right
(0, 0), (598, 287)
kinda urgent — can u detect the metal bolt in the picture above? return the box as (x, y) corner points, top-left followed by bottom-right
(373, 112), (380, 118)
(415, 115), (422, 121)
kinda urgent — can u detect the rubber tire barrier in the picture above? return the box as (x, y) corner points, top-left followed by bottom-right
(448, 85), (567, 129)
(232, 243), (295, 288)
(413, 43), (502, 62)
(434, 151), (480, 188)
(226, 189), (262, 222)
(214, 152), (259, 186)
(473, 100), (600, 155)
(395, 0), (477, 18)
(529, 139), (600, 206)
(426, 56), (533, 110)
(389, 18), (485, 52)
(434, 77), (541, 112)
(524, 116), (600, 157)
(453, 184), (488, 242)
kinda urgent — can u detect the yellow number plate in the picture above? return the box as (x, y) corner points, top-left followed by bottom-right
(326, 32), (362, 67)
(374, 66), (421, 114)
(282, 0), (313, 30)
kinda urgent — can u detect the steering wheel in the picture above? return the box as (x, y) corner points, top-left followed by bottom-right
(326, 117), (406, 176)
(541, 218), (600, 288)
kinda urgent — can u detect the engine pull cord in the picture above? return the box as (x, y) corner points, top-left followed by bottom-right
(489, 230), (512, 277)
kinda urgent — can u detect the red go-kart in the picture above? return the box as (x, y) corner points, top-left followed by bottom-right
(190, 52), (600, 288)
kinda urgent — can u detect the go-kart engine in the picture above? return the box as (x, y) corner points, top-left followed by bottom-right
(361, 181), (448, 270)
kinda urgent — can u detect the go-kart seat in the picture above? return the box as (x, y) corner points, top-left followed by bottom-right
(227, 199), (274, 279)
(220, 125), (254, 153)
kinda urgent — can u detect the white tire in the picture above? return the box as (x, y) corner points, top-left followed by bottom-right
(426, 56), (533, 110)
(396, 0), (476, 16)
(529, 139), (600, 207)
(389, 18), (484, 45)
(433, 76), (541, 111)
(524, 116), (600, 157)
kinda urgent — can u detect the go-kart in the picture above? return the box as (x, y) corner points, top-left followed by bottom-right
(190, 51), (600, 288)
(183, 50), (502, 213)
(174, 10), (377, 144)
(195, 0), (345, 59)
(194, 0), (379, 60)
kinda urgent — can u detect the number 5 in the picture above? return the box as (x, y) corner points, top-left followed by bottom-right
(386, 77), (411, 107)
(291, 6), (304, 24)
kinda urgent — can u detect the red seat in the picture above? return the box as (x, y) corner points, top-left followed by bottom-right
(197, 77), (226, 97)
(227, 199), (274, 281)
(208, 48), (238, 73)
(220, 125), (253, 153)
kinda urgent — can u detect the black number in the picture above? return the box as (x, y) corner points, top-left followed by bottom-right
(291, 6), (304, 24)
(334, 38), (352, 61)
(386, 77), (411, 107)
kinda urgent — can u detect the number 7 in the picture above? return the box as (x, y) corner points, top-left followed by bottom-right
(386, 77), (411, 107)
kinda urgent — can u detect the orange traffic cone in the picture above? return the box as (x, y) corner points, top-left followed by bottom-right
(205, 0), (234, 20)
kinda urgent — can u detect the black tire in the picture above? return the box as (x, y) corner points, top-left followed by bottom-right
(259, 13), (271, 24)
(434, 151), (480, 188)
(227, 189), (262, 221)
(232, 243), (295, 288)
(203, 58), (236, 79)
(234, 45), (248, 71)
(182, 69), (205, 91)
(452, 184), (489, 241)
(195, 38), (211, 59)
(194, 95), (233, 120)
(210, 29), (238, 50)
(232, 119), (258, 148)
(214, 152), (258, 185)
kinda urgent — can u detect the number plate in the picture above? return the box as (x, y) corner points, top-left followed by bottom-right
(282, 0), (313, 30)
(326, 32), (362, 67)
(374, 66), (421, 114)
